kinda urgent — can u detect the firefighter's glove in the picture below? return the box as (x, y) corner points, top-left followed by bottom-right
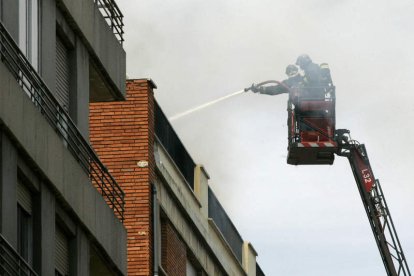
(251, 84), (262, 93)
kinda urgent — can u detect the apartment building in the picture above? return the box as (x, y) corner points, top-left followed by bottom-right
(90, 79), (266, 275)
(0, 0), (127, 275)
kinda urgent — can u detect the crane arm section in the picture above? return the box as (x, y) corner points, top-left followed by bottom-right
(337, 130), (411, 276)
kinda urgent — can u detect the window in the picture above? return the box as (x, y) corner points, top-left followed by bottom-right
(55, 31), (73, 147)
(19, 0), (39, 70)
(17, 206), (32, 261)
(55, 34), (71, 112)
(17, 180), (33, 263)
(55, 225), (70, 276)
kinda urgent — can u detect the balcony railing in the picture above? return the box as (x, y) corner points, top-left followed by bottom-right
(94, 0), (124, 45)
(0, 234), (38, 276)
(155, 101), (195, 190)
(208, 187), (244, 263)
(0, 21), (125, 221)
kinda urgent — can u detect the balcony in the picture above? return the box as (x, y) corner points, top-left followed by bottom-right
(57, 0), (126, 100)
(0, 234), (38, 276)
(155, 101), (196, 190)
(208, 187), (244, 264)
(94, 0), (124, 45)
(0, 21), (125, 221)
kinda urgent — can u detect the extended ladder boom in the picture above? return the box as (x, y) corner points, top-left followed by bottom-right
(337, 130), (411, 276)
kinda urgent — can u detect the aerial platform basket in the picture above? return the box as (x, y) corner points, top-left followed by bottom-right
(286, 87), (337, 165)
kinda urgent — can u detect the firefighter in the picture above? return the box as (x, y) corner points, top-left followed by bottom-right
(320, 62), (334, 90)
(295, 54), (325, 99)
(251, 64), (303, 95)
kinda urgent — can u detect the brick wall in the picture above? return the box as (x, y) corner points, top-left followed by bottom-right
(89, 79), (155, 276)
(161, 218), (187, 276)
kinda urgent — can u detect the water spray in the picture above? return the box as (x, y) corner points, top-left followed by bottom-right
(169, 80), (280, 121)
(169, 89), (245, 121)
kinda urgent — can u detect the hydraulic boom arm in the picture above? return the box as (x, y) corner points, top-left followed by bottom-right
(336, 129), (411, 276)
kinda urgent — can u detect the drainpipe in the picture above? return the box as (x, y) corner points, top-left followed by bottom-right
(151, 183), (159, 276)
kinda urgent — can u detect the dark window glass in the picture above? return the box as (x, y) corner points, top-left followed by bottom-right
(17, 204), (32, 262)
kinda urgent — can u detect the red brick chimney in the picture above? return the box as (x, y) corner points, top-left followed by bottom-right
(90, 79), (156, 275)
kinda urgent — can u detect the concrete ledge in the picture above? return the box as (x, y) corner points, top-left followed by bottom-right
(155, 139), (202, 209)
(0, 62), (127, 274)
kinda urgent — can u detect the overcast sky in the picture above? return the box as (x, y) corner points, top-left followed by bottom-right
(117, 0), (414, 275)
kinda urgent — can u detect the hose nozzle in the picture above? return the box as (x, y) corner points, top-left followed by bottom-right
(244, 83), (255, 92)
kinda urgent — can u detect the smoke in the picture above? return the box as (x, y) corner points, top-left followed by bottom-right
(117, 0), (414, 275)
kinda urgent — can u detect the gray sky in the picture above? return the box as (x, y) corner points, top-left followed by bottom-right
(117, 0), (414, 275)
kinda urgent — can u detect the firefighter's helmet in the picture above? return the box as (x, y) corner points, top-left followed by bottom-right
(296, 54), (312, 68)
(285, 64), (299, 77)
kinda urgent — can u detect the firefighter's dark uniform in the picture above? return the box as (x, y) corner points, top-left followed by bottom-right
(301, 62), (325, 99)
(258, 74), (303, 96)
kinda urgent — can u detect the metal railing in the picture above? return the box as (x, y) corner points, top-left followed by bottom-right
(0, 21), (125, 221)
(94, 0), (124, 44)
(0, 234), (38, 276)
(208, 187), (244, 263)
(154, 101), (195, 190)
